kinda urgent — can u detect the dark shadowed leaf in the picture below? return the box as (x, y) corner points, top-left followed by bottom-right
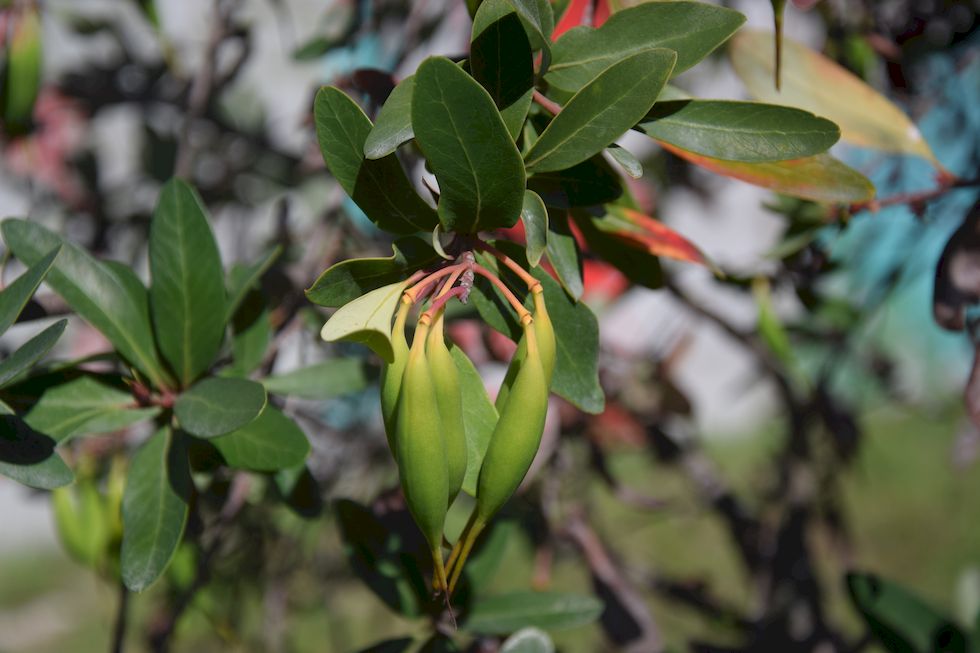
(364, 75), (415, 159)
(314, 86), (439, 234)
(121, 426), (191, 592)
(0, 320), (66, 389)
(0, 246), (60, 336)
(175, 377), (267, 438)
(463, 591), (604, 634)
(0, 401), (73, 489)
(472, 0), (535, 140)
(211, 406), (310, 471)
(225, 247), (281, 322)
(527, 155), (623, 208)
(357, 638), (415, 653)
(572, 211), (663, 290)
(412, 56), (526, 233)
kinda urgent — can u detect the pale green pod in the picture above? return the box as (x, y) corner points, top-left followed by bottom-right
(380, 296), (411, 455)
(426, 309), (467, 505)
(394, 317), (450, 579)
(476, 318), (548, 526)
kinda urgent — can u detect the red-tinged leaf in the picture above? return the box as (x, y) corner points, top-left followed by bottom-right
(658, 140), (875, 204)
(594, 0), (610, 26)
(552, 0), (590, 40)
(602, 206), (711, 268)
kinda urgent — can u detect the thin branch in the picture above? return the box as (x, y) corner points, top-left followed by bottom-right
(532, 90), (562, 117)
(849, 175), (980, 214)
(111, 582), (129, 653)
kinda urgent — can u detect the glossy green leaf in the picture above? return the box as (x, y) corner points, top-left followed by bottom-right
(730, 30), (940, 166)
(605, 145), (642, 179)
(472, 0), (535, 141)
(638, 100), (840, 162)
(225, 246), (281, 322)
(545, 211), (583, 300)
(175, 377), (267, 438)
(0, 246), (60, 336)
(546, 2), (744, 92)
(314, 86), (439, 234)
(0, 320), (66, 389)
(501, 628), (556, 653)
(522, 190), (549, 266)
(150, 179), (227, 387)
(449, 345), (497, 497)
(121, 426), (191, 592)
(847, 572), (968, 653)
(0, 401), (73, 490)
(211, 406), (310, 471)
(463, 591), (604, 634)
(525, 48), (675, 173)
(527, 154), (623, 208)
(24, 375), (159, 444)
(306, 238), (439, 308)
(263, 359), (368, 400)
(319, 281), (407, 363)
(412, 56), (526, 233)
(659, 141), (875, 203)
(1, 219), (169, 389)
(364, 75), (415, 160)
(1, 8), (42, 133)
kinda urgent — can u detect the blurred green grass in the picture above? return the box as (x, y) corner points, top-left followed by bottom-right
(2, 405), (977, 652)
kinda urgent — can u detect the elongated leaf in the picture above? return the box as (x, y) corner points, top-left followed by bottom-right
(1, 219), (169, 388)
(546, 211), (583, 299)
(572, 211), (663, 289)
(175, 377), (267, 438)
(320, 281), (407, 363)
(546, 2), (744, 92)
(0, 246), (60, 336)
(605, 145), (642, 179)
(263, 359), (368, 400)
(638, 100), (840, 162)
(211, 406), (310, 471)
(527, 155), (623, 208)
(472, 1), (535, 140)
(730, 30), (940, 166)
(121, 426), (191, 592)
(0, 320), (66, 389)
(449, 345), (497, 497)
(0, 401), (73, 490)
(412, 56), (526, 233)
(315, 86), (439, 234)
(150, 179), (227, 387)
(592, 206), (709, 266)
(225, 282), (270, 378)
(660, 141), (875, 203)
(306, 237), (439, 308)
(847, 573), (968, 653)
(364, 76), (415, 159)
(225, 247), (281, 322)
(525, 48), (675, 173)
(463, 591), (604, 634)
(522, 191), (549, 266)
(1, 8), (42, 133)
(24, 375), (159, 444)
(501, 628), (555, 653)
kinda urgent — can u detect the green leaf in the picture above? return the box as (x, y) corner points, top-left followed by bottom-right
(1, 8), (42, 134)
(1, 219), (169, 389)
(319, 281), (407, 363)
(412, 56), (526, 233)
(545, 211), (583, 300)
(0, 320), (66, 389)
(175, 377), (267, 438)
(572, 211), (662, 289)
(52, 479), (109, 568)
(225, 285), (270, 378)
(225, 247), (281, 322)
(314, 86), (439, 234)
(521, 191), (549, 266)
(471, 0), (535, 140)
(545, 2), (744, 92)
(730, 30), (940, 166)
(501, 628), (555, 653)
(0, 401), (73, 490)
(525, 48), (676, 173)
(506, 0), (554, 68)
(150, 179), (228, 387)
(211, 406), (310, 472)
(0, 246), (60, 336)
(527, 155), (623, 208)
(23, 375), (159, 444)
(121, 426), (191, 592)
(660, 142), (875, 203)
(306, 237), (439, 308)
(449, 345), (497, 497)
(263, 359), (368, 400)
(463, 591), (604, 634)
(637, 100), (840, 162)
(605, 145), (642, 179)
(364, 76), (415, 160)
(847, 572), (968, 653)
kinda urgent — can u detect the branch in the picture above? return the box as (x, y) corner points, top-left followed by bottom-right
(849, 175), (980, 214)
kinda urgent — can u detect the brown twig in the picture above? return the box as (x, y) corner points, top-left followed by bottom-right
(849, 175), (980, 214)
(532, 90), (562, 116)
